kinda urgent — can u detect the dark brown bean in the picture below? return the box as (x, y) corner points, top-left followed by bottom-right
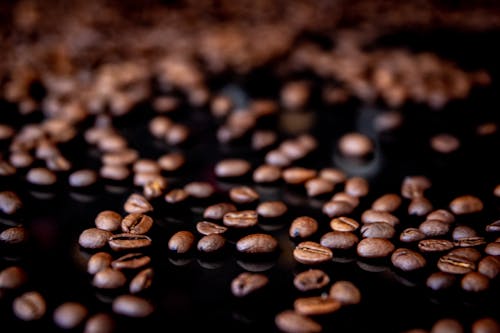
(391, 248), (426, 271)
(215, 159), (251, 178)
(357, 238), (395, 258)
(78, 228), (113, 249)
(449, 195), (483, 215)
(130, 268), (154, 294)
(164, 188), (189, 204)
(430, 133), (460, 154)
(478, 256), (500, 279)
(112, 295), (154, 318)
(294, 241), (333, 265)
(13, 291), (46, 321)
(400, 228), (426, 243)
(184, 182), (214, 199)
(266, 149), (292, 167)
(257, 201), (288, 218)
(252, 130), (277, 151)
(319, 168), (346, 184)
(69, 169), (98, 188)
(419, 219), (450, 237)
(320, 232), (359, 250)
(371, 193), (402, 212)
(133, 159), (161, 174)
(418, 239), (454, 253)
(437, 253), (475, 274)
(329, 281), (361, 305)
(143, 177), (167, 200)
(168, 231), (195, 254)
(95, 210), (122, 232)
(330, 217), (359, 232)
(203, 203), (237, 220)
(197, 234), (226, 253)
(0, 226), (27, 244)
(100, 164), (130, 181)
(121, 213), (153, 235)
(0, 160), (16, 176)
(196, 221), (228, 235)
(454, 237), (486, 248)
(345, 177), (369, 197)
(253, 164), (282, 183)
(361, 222), (395, 239)
(322, 200), (355, 218)
(9, 151), (34, 168)
(84, 313), (116, 333)
(108, 234), (152, 252)
(158, 152), (185, 172)
(293, 269), (330, 292)
(431, 319), (463, 333)
(165, 123), (190, 145)
(101, 149), (138, 166)
(0, 191), (22, 215)
(149, 116), (173, 138)
(87, 252), (113, 274)
(426, 272), (456, 291)
(281, 80), (310, 110)
(124, 193), (153, 214)
(408, 197), (433, 216)
(338, 132), (374, 158)
(275, 310), (322, 333)
(223, 210), (258, 228)
(289, 216), (318, 238)
(486, 220), (500, 233)
(331, 192), (360, 207)
(361, 209), (399, 227)
(111, 253), (151, 270)
(92, 268), (127, 289)
(305, 178), (335, 197)
(26, 167), (57, 185)
(229, 186), (259, 204)
(461, 272), (489, 292)
(236, 234), (278, 254)
(294, 296), (341, 316)
(452, 225), (477, 240)
(0, 266), (28, 289)
(401, 176), (431, 199)
(427, 209), (455, 224)
(282, 167), (317, 185)
(231, 272), (269, 297)
(53, 302), (88, 329)
(0, 124), (14, 140)
(472, 318), (500, 333)
(485, 242), (500, 256)
(448, 248), (482, 263)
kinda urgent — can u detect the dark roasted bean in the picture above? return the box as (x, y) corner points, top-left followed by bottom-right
(229, 186), (259, 204)
(165, 123), (190, 145)
(371, 193), (402, 212)
(108, 234), (152, 251)
(92, 268), (127, 289)
(84, 313), (116, 333)
(164, 188), (189, 204)
(485, 242), (500, 256)
(478, 256), (500, 279)
(95, 210), (122, 232)
(449, 248), (482, 262)
(112, 295), (154, 318)
(361, 222), (395, 239)
(322, 200), (355, 218)
(454, 237), (486, 248)
(452, 225), (477, 240)
(215, 159), (251, 178)
(223, 210), (258, 228)
(53, 302), (88, 329)
(320, 231), (359, 250)
(257, 201), (288, 218)
(430, 133), (460, 154)
(121, 213), (153, 235)
(143, 177), (167, 199)
(0, 191), (22, 215)
(100, 164), (130, 181)
(265, 149), (292, 167)
(294, 241), (333, 265)
(418, 239), (454, 253)
(149, 116), (173, 138)
(437, 253), (475, 274)
(69, 169), (98, 188)
(112, 253), (151, 270)
(124, 193), (153, 214)
(329, 280), (361, 305)
(427, 209), (455, 224)
(13, 291), (46, 321)
(196, 221), (228, 235)
(361, 209), (399, 226)
(401, 176), (431, 199)
(486, 220), (500, 233)
(275, 310), (322, 333)
(294, 295), (341, 316)
(197, 234), (226, 253)
(133, 159), (161, 174)
(426, 272), (456, 291)
(0, 266), (28, 289)
(87, 252), (113, 274)
(319, 168), (346, 184)
(282, 167), (317, 185)
(236, 234), (278, 254)
(408, 197), (433, 216)
(0, 160), (16, 176)
(289, 216), (318, 238)
(449, 195), (483, 215)
(78, 228), (113, 249)
(158, 152), (185, 172)
(9, 151), (34, 169)
(357, 238), (395, 258)
(252, 130), (277, 151)
(168, 231), (195, 254)
(391, 248), (426, 271)
(293, 269), (330, 292)
(101, 149), (139, 166)
(305, 178), (335, 197)
(400, 228), (426, 243)
(184, 182), (214, 199)
(331, 192), (359, 207)
(338, 132), (374, 158)
(472, 318), (500, 333)
(253, 164), (282, 183)
(345, 177), (369, 197)
(0, 226), (27, 244)
(26, 167), (56, 185)
(203, 203), (237, 220)
(461, 272), (489, 292)
(130, 268), (154, 294)
(330, 217), (359, 232)
(419, 219), (450, 237)
(231, 272), (269, 297)
(431, 319), (464, 333)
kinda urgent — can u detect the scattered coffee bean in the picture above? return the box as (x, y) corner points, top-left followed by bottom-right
(401, 176), (431, 199)
(133, 159), (161, 174)
(265, 149), (292, 167)
(275, 310), (322, 333)
(231, 272), (269, 297)
(215, 159), (251, 178)
(408, 197), (433, 216)
(478, 256), (500, 279)
(9, 151), (34, 169)
(253, 164), (282, 183)
(357, 238), (395, 258)
(13, 291), (46, 321)
(319, 168), (347, 184)
(345, 177), (369, 197)
(184, 182), (214, 199)
(418, 239), (454, 253)
(485, 242), (500, 256)
(338, 132), (374, 158)
(252, 130), (277, 151)
(93, 268), (127, 289)
(322, 200), (355, 218)
(437, 253), (475, 274)
(282, 167), (317, 185)
(430, 133), (460, 154)
(426, 272), (456, 291)
(164, 188), (189, 204)
(330, 217), (359, 232)
(290, 216), (318, 238)
(158, 152), (185, 172)
(95, 210), (122, 232)
(391, 248), (426, 271)
(449, 195), (483, 215)
(461, 272), (489, 292)
(69, 169), (98, 188)
(329, 280), (361, 305)
(87, 252), (113, 275)
(197, 234), (226, 253)
(294, 241), (333, 265)
(0, 160), (15, 176)
(26, 167), (57, 185)
(294, 295), (341, 316)
(203, 203), (237, 220)
(452, 225), (477, 240)
(454, 237), (486, 248)
(472, 318), (500, 333)
(111, 253), (151, 270)
(223, 210), (258, 228)
(121, 213), (153, 235)
(124, 193), (153, 214)
(229, 186), (259, 204)
(320, 232), (359, 250)
(257, 201), (288, 218)
(0, 226), (28, 244)
(427, 209), (455, 224)
(431, 319), (464, 333)
(143, 177), (167, 199)
(130, 268), (154, 294)
(0, 266), (28, 289)
(448, 248), (482, 262)
(84, 313), (116, 333)
(371, 193), (402, 212)
(196, 221), (228, 235)
(361, 222), (395, 239)
(331, 192), (360, 207)
(294, 269), (330, 292)
(79, 228), (113, 249)
(236, 233), (278, 254)
(165, 123), (190, 145)
(108, 234), (152, 251)
(305, 178), (335, 197)
(400, 228), (426, 243)
(419, 219), (450, 237)
(361, 209), (399, 226)
(53, 302), (88, 329)
(486, 220), (500, 233)
(0, 191), (22, 215)
(168, 231), (195, 254)
(101, 149), (138, 166)
(100, 164), (130, 181)
(112, 295), (154, 318)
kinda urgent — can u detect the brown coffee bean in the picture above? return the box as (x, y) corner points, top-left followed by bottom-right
(124, 193), (153, 214)
(26, 167), (56, 185)
(87, 252), (113, 274)
(0, 191), (22, 215)
(0, 226), (27, 244)
(100, 164), (130, 181)
(98, 134), (127, 152)
(331, 192), (359, 207)
(431, 319), (463, 333)
(282, 167), (317, 185)
(197, 234), (226, 253)
(45, 154), (72, 172)
(486, 220), (500, 233)
(165, 123), (190, 145)
(371, 193), (402, 212)
(338, 132), (374, 158)
(184, 182), (214, 199)
(203, 203), (238, 220)
(345, 177), (369, 197)
(231, 272), (269, 297)
(121, 213), (153, 235)
(143, 177), (167, 199)
(322, 200), (355, 218)
(319, 168), (346, 184)
(449, 248), (482, 262)
(153, 95), (179, 113)
(305, 178), (335, 197)
(112, 295), (154, 318)
(329, 280), (361, 305)
(320, 232), (359, 250)
(294, 295), (341, 316)
(455, 237), (486, 248)
(472, 318), (500, 333)
(257, 201), (288, 218)
(294, 269), (330, 292)
(391, 248), (426, 271)
(9, 151), (34, 169)
(0, 266), (28, 289)
(196, 221), (228, 235)
(69, 169), (98, 188)
(430, 133), (460, 154)
(281, 80), (310, 110)
(101, 149), (138, 166)
(279, 140), (308, 160)
(158, 152), (185, 172)
(419, 219), (450, 237)
(130, 268), (154, 294)
(357, 238), (395, 258)
(93, 268), (127, 289)
(401, 176), (431, 199)
(485, 242), (500, 256)
(427, 209), (455, 224)
(426, 272), (456, 291)
(452, 225), (477, 240)
(294, 241), (333, 265)
(408, 197), (433, 216)
(419, 239), (454, 253)
(0, 160), (16, 176)
(53, 302), (88, 329)
(361, 209), (399, 227)
(275, 310), (322, 333)
(330, 217), (359, 232)
(164, 188), (189, 204)
(84, 313), (116, 333)
(223, 210), (258, 228)
(461, 272), (489, 292)
(13, 291), (46, 321)
(400, 228), (426, 243)
(253, 164), (282, 183)
(438, 253), (475, 274)
(112, 253), (151, 270)
(236, 233), (278, 254)
(215, 159), (251, 178)
(361, 222), (395, 239)
(168, 231), (195, 254)
(478, 256), (500, 279)
(252, 130), (277, 151)
(290, 216), (318, 238)
(108, 234), (152, 251)
(95, 210), (122, 232)
(133, 159), (161, 174)
(229, 186), (260, 204)
(449, 195), (483, 215)
(78, 228), (113, 249)
(0, 123), (14, 140)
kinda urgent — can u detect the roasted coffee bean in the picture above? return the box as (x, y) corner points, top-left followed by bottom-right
(485, 242), (500, 256)
(13, 291), (46, 321)
(477, 122), (499, 136)
(0, 226), (27, 244)
(281, 80), (310, 110)
(294, 241), (333, 265)
(265, 149), (292, 167)
(391, 248), (426, 271)
(158, 152), (185, 172)
(452, 225), (477, 240)
(472, 318), (500, 333)
(329, 280), (361, 305)
(253, 164), (282, 183)
(431, 319), (464, 333)
(0, 123), (14, 140)
(197, 234), (226, 253)
(408, 197), (433, 216)
(0, 191), (22, 215)
(236, 234), (278, 254)
(419, 219), (450, 237)
(338, 132), (374, 158)
(108, 234), (152, 251)
(45, 154), (72, 172)
(101, 149), (139, 166)
(345, 177), (369, 197)
(426, 272), (456, 291)
(400, 228), (426, 243)
(196, 221), (228, 235)
(430, 133), (460, 154)
(87, 252), (113, 274)
(78, 228), (113, 249)
(361, 222), (395, 239)
(53, 302), (88, 329)
(454, 237), (486, 248)
(112, 253), (151, 270)
(164, 188), (189, 204)
(401, 176), (431, 199)
(319, 168), (346, 184)
(449, 248), (482, 262)
(230, 186), (260, 204)
(9, 151), (34, 169)
(330, 217), (359, 232)
(121, 213), (153, 235)
(133, 159), (161, 174)
(357, 238), (395, 258)
(168, 231), (195, 254)
(26, 167), (56, 185)
(100, 164), (130, 181)
(84, 313), (116, 333)
(215, 159), (251, 178)
(437, 253), (475, 274)
(305, 178), (335, 197)
(486, 220), (500, 233)
(251, 130), (277, 151)
(112, 295), (154, 318)
(449, 195), (483, 215)
(143, 177), (167, 199)
(0, 266), (28, 289)
(418, 239), (454, 253)
(427, 209), (455, 224)
(0, 160), (16, 176)
(231, 272), (269, 297)
(294, 269), (330, 292)
(223, 210), (258, 228)
(124, 193), (153, 214)
(361, 209), (399, 227)
(184, 182), (214, 199)
(478, 256), (500, 279)
(294, 295), (341, 316)
(93, 268), (127, 289)
(322, 200), (355, 218)
(371, 193), (402, 213)
(290, 216), (319, 238)
(130, 268), (154, 294)
(275, 310), (322, 333)
(69, 169), (98, 188)
(203, 203), (237, 220)
(320, 232), (359, 250)
(331, 192), (359, 207)
(149, 115), (173, 138)
(165, 123), (190, 145)
(282, 167), (317, 185)
(98, 134), (127, 152)
(461, 272), (489, 292)
(95, 210), (122, 232)
(133, 173), (161, 188)
(257, 201), (288, 218)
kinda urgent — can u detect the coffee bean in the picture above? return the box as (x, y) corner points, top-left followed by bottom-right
(331, 192), (359, 207)
(223, 210), (258, 228)
(95, 210), (122, 232)
(449, 195), (483, 215)
(485, 242), (500, 256)
(452, 225), (477, 240)
(197, 234), (226, 253)
(329, 217), (358, 232)
(418, 239), (454, 253)
(124, 193), (153, 214)
(184, 182), (214, 199)
(401, 176), (431, 199)
(361, 209), (399, 227)
(319, 168), (346, 184)
(215, 159), (251, 178)
(455, 237), (486, 248)
(13, 291), (46, 321)
(449, 248), (482, 262)
(93, 268), (127, 289)
(400, 228), (426, 243)
(196, 221), (228, 235)
(257, 201), (288, 218)
(98, 134), (127, 152)
(229, 186), (260, 204)
(345, 177), (369, 197)
(26, 167), (56, 185)
(133, 159), (161, 174)
(472, 318), (500, 333)
(371, 193), (402, 212)
(408, 197), (433, 216)
(0, 123), (14, 140)
(281, 80), (310, 110)
(53, 302), (88, 329)
(294, 241), (333, 265)
(357, 238), (395, 258)
(0, 266), (28, 289)
(427, 209), (455, 224)
(251, 130), (277, 151)
(165, 123), (190, 145)
(430, 133), (460, 154)
(108, 234), (152, 251)
(69, 169), (98, 188)
(0, 226), (27, 244)
(265, 149), (292, 167)
(431, 319), (463, 333)
(426, 272), (456, 291)
(437, 253), (475, 274)
(478, 256), (500, 279)
(294, 295), (341, 316)
(84, 313), (116, 333)
(486, 220), (500, 233)
(361, 222), (395, 239)
(461, 272), (489, 292)
(130, 268), (154, 294)
(112, 253), (151, 270)
(121, 213), (153, 235)
(164, 188), (189, 204)
(0, 160), (16, 176)
(320, 232), (359, 250)
(79, 228), (113, 249)
(231, 272), (269, 297)
(0, 191), (22, 215)
(391, 248), (426, 271)
(87, 252), (113, 274)
(236, 233), (278, 254)
(253, 164), (282, 183)
(203, 203), (237, 220)
(168, 231), (195, 254)
(338, 132), (374, 158)
(158, 152), (185, 172)
(112, 295), (154, 318)
(9, 151), (34, 168)
(149, 116), (173, 138)
(279, 140), (308, 161)
(329, 280), (361, 305)
(294, 269), (330, 292)
(101, 149), (139, 166)
(100, 164), (130, 181)
(322, 200), (355, 218)
(304, 178), (334, 197)
(290, 216), (318, 238)
(419, 219), (450, 237)
(275, 310), (322, 333)
(282, 167), (317, 185)
(143, 177), (167, 200)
